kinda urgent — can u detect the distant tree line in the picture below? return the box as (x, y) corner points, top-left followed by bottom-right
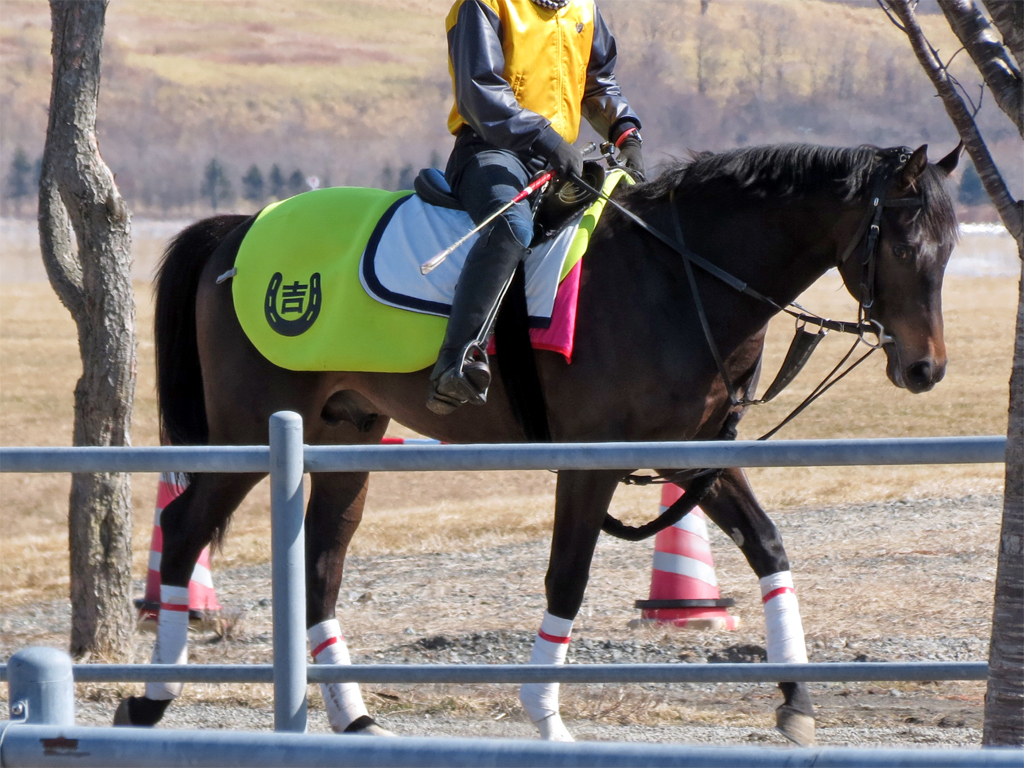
(3, 147), (41, 215)
(0, 145), (994, 218)
(200, 160), (323, 211)
(2, 148), (448, 215)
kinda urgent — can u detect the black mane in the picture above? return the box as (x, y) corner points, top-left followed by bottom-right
(625, 143), (957, 244)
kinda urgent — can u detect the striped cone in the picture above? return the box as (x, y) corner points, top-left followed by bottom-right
(135, 472), (221, 631)
(632, 484), (740, 630)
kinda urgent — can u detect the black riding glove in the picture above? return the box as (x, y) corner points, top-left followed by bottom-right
(544, 138), (584, 181)
(617, 137), (645, 181)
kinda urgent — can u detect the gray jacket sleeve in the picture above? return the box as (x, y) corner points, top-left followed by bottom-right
(582, 6), (641, 140)
(448, 0), (563, 156)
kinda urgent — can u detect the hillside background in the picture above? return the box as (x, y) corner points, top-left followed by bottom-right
(1, 0), (1020, 218)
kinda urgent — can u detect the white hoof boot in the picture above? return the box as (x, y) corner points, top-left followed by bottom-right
(535, 713), (574, 742)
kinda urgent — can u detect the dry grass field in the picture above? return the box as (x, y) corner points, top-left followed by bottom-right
(0, 228), (1016, 613)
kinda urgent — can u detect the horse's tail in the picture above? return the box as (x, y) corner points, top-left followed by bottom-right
(154, 214), (248, 446)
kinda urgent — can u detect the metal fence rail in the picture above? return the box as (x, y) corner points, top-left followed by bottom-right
(1, 723), (1018, 768)
(0, 435), (1007, 474)
(2, 418), (1012, 767)
(0, 661), (991, 685)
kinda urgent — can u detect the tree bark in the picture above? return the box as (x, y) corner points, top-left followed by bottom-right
(937, 0), (1022, 136)
(981, 0), (1023, 70)
(984, 253), (1024, 745)
(39, 0), (136, 660)
(883, 0), (1023, 746)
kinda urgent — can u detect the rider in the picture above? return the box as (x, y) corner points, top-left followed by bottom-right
(427, 0), (644, 415)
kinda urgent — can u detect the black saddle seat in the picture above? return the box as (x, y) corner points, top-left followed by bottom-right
(414, 168), (463, 210)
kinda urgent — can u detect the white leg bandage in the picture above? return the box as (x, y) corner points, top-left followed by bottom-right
(519, 612), (574, 742)
(760, 571), (808, 664)
(145, 585), (189, 700)
(309, 619), (369, 732)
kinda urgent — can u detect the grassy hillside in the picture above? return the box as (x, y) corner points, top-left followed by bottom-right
(1, 0), (1019, 216)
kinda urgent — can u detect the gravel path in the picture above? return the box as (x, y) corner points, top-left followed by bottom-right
(2, 494), (1000, 748)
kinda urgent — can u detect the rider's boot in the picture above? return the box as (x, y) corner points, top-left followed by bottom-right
(426, 219), (526, 415)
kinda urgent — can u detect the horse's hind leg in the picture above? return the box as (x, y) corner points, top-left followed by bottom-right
(519, 469), (622, 742)
(699, 467), (815, 746)
(304, 468), (394, 736)
(114, 471), (263, 727)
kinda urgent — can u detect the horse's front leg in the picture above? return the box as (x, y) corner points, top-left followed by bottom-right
(305, 470), (394, 736)
(699, 467), (815, 746)
(519, 469), (622, 742)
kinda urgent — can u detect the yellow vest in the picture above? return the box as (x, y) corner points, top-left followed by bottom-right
(447, 0), (595, 143)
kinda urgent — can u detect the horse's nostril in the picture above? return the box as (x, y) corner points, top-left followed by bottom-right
(907, 361), (933, 388)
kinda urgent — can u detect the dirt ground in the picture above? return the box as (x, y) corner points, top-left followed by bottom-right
(0, 491), (999, 747)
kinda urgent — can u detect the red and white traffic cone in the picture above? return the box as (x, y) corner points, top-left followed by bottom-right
(632, 484), (740, 630)
(136, 472), (221, 631)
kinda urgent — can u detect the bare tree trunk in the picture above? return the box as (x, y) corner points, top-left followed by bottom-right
(985, 254), (1024, 745)
(882, 0), (1023, 746)
(39, 0), (136, 660)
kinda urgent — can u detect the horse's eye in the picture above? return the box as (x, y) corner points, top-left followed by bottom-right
(892, 245), (914, 261)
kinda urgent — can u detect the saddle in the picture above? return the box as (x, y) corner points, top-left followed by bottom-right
(413, 161), (608, 239)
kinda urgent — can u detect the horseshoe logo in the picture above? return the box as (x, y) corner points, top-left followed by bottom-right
(264, 272), (322, 337)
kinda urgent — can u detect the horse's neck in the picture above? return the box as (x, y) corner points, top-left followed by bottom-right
(658, 195), (853, 339)
(736, 200), (848, 305)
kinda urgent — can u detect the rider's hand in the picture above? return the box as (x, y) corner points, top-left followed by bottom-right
(611, 121), (645, 181)
(617, 137), (645, 181)
(545, 138), (584, 181)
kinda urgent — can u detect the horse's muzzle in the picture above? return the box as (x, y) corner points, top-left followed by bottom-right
(885, 344), (946, 393)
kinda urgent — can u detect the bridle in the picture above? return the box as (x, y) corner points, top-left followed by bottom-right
(666, 146), (925, 420)
(573, 146), (927, 437)
(836, 146), (925, 334)
(578, 147), (930, 537)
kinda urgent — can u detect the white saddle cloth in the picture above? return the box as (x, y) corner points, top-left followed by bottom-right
(359, 194), (579, 325)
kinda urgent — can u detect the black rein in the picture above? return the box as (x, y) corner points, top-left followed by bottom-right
(592, 147), (925, 541)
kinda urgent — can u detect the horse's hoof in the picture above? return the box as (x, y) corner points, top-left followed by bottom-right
(112, 696), (170, 727)
(775, 706), (815, 746)
(112, 698), (134, 726)
(343, 715), (397, 737)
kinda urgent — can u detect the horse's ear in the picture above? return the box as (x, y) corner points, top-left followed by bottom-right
(935, 142), (964, 176)
(895, 144), (928, 193)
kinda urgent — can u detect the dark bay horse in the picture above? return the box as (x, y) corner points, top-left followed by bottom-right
(116, 143), (960, 744)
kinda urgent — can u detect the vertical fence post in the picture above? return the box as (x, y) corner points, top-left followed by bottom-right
(269, 411), (307, 733)
(7, 647), (75, 726)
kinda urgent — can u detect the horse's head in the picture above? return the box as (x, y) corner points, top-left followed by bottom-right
(837, 144), (961, 393)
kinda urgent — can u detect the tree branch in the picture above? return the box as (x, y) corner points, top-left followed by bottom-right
(982, 0), (1023, 70)
(937, 0), (1022, 136)
(884, 0), (1023, 243)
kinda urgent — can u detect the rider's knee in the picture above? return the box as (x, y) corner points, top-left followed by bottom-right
(496, 205), (534, 249)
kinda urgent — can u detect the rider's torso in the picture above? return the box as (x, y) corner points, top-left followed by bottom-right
(446, 0), (596, 142)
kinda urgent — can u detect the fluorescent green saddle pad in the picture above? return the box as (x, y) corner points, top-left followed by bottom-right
(231, 171), (629, 372)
